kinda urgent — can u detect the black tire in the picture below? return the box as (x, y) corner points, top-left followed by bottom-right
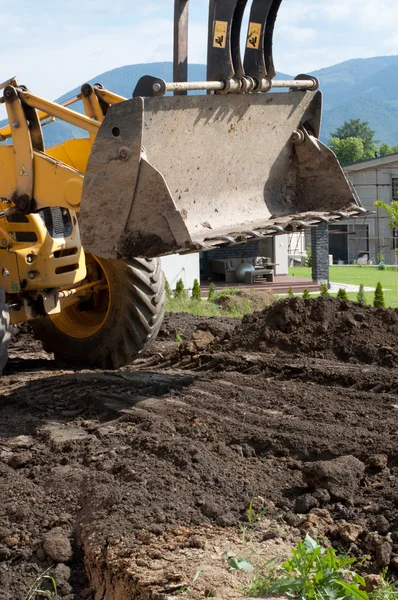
(0, 287), (10, 375)
(32, 257), (165, 370)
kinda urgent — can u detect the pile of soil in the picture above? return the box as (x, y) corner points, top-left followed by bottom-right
(158, 312), (237, 343)
(223, 296), (398, 366)
(2, 303), (398, 598)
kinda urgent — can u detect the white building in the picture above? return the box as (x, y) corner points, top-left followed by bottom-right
(343, 154), (398, 265)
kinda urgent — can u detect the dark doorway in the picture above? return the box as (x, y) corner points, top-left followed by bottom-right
(329, 225), (348, 264)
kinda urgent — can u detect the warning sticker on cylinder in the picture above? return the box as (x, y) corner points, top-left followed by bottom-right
(247, 22), (261, 49)
(213, 21), (227, 48)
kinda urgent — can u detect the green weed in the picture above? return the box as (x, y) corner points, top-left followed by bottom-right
(246, 535), (367, 599)
(25, 568), (59, 600)
(371, 569), (398, 599)
(222, 551), (253, 572)
(176, 569), (206, 598)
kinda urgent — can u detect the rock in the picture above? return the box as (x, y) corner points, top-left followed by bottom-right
(185, 330), (214, 353)
(301, 511), (333, 537)
(337, 521), (364, 543)
(3, 536), (19, 548)
(8, 452), (33, 469)
(362, 574), (382, 593)
(302, 455), (365, 500)
(375, 515), (390, 535)
(0, 545), (11, 560)
(42, 528), (72, 563)
(188, 536), (206, 549)
(54, 563), (71, 582)
(295, 494), (319, 514)
(376, 541), (393, 567)
(216, 513), (236, 527)
(262, 531), (280, 541)
(284, 512), (302, 528)
(230, 444), (244, 457)
(391, 556), (398, 570)
(334, 503), (355, 521)
(312, 489), (331, 504)
(367, 454), (388, 473)
(7, 435), (33, 449)
(241, 443), (256, 458)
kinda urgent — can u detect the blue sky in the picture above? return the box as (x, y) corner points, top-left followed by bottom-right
(1, 0), (398, 101)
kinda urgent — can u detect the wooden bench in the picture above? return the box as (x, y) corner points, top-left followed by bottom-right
(244, 269), (274, 284)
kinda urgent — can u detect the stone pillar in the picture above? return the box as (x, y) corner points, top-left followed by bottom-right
(311, 224), (329, 285)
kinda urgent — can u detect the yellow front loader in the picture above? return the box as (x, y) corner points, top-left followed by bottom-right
(0, 0), (365, 374)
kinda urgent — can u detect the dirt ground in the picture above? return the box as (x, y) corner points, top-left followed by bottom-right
(1, 298), (398, 599)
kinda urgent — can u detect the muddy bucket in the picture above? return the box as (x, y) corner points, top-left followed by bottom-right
(80, 90), (361, 259)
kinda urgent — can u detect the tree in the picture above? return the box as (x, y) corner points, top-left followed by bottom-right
(357, 284), (366, 306)
(174, 278), (187, 300)
(374, 282), (385, 308)
(337, 288), (348, 300)
(191, 279), (201, 302)
(305, 247), (312, 268)
(375, 200), (398, 230)
(331, 118), (376, 154)
(320, 284), (329, 297)
(328, 137), (364, 166)
(303, 289), (311, 299)
(165, 279), (172, 300)
(288, 287), (294, 298)
(208, 282), (216, 301)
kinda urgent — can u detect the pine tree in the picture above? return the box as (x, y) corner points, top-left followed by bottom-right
(357, 284), (366, 306)
(336, 288), (348, 300)
(320, 284), (329, 297)
(373, 282), (385, 308)
(303, 288), (311, 299)
(165, 279), (172, 300)
(191, 279), (201, 302)
(175, 278), (187, 300)
(208, 282), (216, 301)
(288, 287), (294, 299)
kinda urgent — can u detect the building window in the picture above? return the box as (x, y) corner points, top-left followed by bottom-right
(392, 178), (398, 201)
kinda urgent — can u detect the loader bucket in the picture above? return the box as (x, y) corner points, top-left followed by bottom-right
(80, 89), (362, 259)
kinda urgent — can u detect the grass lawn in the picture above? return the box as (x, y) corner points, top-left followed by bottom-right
(289, 266), (398, 308)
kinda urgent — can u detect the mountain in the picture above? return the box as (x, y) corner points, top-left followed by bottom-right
(3, 57), (398, 146)
(310, 56), (398, 144)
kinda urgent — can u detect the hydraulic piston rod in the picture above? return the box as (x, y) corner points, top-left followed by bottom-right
(150, 77), (319, 96)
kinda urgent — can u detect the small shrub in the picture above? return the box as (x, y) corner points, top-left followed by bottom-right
(374, 282), (385, 308)
(357, 284), (366, 305)
(174, 278), (187, 300)
(305, 246), (312, 268)
(336, 288), (348, 300)
(207, 282), (216, 301)
(164, 279), (172, 300)
(320, 283), (329, 297)
(191, 279), (201, 302)
(302, 288), (311, 299)
(287, 287), (294, 298)
(378, 262), (386, 271)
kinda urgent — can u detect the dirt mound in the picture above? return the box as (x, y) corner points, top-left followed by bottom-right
(158, 312), (237, 343)
(212, 289), (275, 314)
(3, 303), (398, 597)
(224, 297), (398, 366)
